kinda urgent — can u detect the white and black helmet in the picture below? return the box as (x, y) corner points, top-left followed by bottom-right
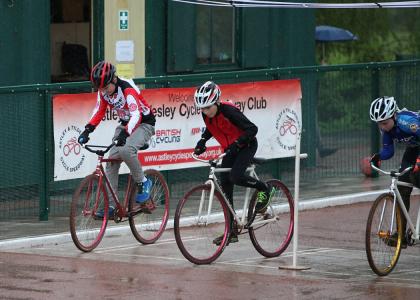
(194, 81), (221, 108)
(369, 96), (397, 122)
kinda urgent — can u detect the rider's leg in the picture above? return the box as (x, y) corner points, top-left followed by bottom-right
(220, 156), (235, 230)
(117, 124), (154, 183)
(105, 127), (123, 202)
(227, 140), (266, 191)
(398, 147), (419, 235)
(226, 140), (271, 212)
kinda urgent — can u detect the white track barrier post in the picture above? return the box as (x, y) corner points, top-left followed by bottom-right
(279, 130), (310, 270)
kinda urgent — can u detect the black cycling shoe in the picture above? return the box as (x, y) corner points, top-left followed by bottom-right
(255, 184), (275, 213)
(212, 233), (238, 246)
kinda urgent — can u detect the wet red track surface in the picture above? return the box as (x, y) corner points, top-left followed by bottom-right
(1, 201), (419, 299)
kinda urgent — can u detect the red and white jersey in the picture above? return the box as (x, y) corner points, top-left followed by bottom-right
(88, 77), (155, 134)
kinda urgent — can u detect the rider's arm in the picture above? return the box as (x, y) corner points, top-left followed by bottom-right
(379, 131), (394, 160)
(200, 114), (213, 141)
(397, 111), (420, 138)
(221, 104), (258, 146)
(87, 93), (108, 127)
(125, 94), (141, 135)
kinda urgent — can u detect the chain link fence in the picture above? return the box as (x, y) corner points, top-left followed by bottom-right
(0, 60), (419, 220)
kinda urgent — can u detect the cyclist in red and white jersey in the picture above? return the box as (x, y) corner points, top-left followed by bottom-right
(78, 61), (156, 214)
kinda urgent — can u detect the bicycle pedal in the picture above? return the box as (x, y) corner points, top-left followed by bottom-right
(140, 208), (152, 214)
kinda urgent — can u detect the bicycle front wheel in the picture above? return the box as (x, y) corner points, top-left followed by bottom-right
(70, 174), (109, 252)
(248, 179), (294, 257)
(365, 193), (403, 276)
(129, 169), (170, 244)
(174, 184), (231, 265)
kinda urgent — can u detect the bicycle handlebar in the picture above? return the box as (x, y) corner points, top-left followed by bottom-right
(192, 152), (227, 165)
(371, 163), (412, 177)
(83, 141), (117, 156)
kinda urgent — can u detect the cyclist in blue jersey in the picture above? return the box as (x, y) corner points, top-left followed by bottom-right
(369, 96), (420, 248)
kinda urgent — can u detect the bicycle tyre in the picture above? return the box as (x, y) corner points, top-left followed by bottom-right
(174, 184), (231, 265)
(248, 179), (294, 257)
(129, 169), (170, 244)
(70, 174), (109, 252)
(365, 193), (403, 276)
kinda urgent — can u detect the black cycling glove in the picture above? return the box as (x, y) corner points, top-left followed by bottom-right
(78, 124), (95, 145)
(370, 153), (381, 167)
(194, 138), (207, 155)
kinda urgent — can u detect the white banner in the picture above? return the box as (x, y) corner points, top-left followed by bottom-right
(53, 79), (302, 181)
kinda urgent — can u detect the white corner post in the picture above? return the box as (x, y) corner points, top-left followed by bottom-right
(279, 129), (310, 270)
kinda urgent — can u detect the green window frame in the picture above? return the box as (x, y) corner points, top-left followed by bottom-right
(167, 3), (239, 73)
(195, 6), (236, 67)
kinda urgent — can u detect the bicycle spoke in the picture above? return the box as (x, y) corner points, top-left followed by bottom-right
(174, 184), (230, 265)
(70, 175), (108, 252)
(129, 170), (170, 244)
(366, 193), (402, 276)
(248, 179), (294, 257)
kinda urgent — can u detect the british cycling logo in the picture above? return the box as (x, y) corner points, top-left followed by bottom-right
(275, 108), (300, 150)
(58, 125), (86, 173)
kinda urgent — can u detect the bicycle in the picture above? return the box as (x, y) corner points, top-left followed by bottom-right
(365, 163), (419, 276)
(69, 142), (170, 252)
(174, 152), (294, 265)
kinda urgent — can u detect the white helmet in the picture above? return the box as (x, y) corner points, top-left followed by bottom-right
(369, 96), (397, 122)
(194, 81), (221, 108)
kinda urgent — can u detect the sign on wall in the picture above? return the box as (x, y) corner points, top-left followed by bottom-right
(53, 79), (302, 181)
(119, 10), (129, 31)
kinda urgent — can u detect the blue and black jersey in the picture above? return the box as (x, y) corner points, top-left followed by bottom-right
(379, 110), (420, 160)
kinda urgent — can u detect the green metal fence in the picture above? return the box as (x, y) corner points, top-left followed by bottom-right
(0, 60), (419, 220)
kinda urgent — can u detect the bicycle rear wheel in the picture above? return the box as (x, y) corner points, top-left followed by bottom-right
(129, 169), (170, 244)
(248, 179), (294, 257)
(174, 184), (230, 265)
(365, 193), (403, 276)
(70, 174), (109, 252)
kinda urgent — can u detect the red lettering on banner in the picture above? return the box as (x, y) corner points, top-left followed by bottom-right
(138, 146), (223, 166)
(156, 129), (181, 136)
(191, 127), (201, 135)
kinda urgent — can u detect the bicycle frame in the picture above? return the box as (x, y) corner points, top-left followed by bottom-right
(84, 144), (135, 220)
(193, 153), (278, 229)
(372, 164), (420, 241)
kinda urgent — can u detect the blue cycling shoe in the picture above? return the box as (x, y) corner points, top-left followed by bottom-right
(95, 206), (114, 219)
(136, 178), (153, 203)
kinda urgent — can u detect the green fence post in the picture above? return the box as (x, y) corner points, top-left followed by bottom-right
(370, 68), (380, 164)
(39, 90), (50, 221)
(93, 0), (105, 63)
(370, 68), (380, 152)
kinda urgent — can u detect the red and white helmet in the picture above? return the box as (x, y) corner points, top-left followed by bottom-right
(194, 81), (221, 108)
(369, 96), (397, 122)
(90, 61), (116, 89)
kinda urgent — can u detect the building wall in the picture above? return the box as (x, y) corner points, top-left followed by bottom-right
(104, 0), (145, 78)
(0, 1), (314, 85)
(0, 0), (50, 85)
(145, 1), (315, 76)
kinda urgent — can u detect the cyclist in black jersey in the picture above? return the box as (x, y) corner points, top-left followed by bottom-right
(193, 81), (274, 245)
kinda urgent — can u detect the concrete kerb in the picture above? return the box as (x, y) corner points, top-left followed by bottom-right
(0, 189), (390, 251)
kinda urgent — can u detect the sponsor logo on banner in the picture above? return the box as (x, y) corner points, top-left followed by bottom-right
(58, 125), (86, 173)
(150, 128), (182, 147)
(275, 108), (300, 151)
